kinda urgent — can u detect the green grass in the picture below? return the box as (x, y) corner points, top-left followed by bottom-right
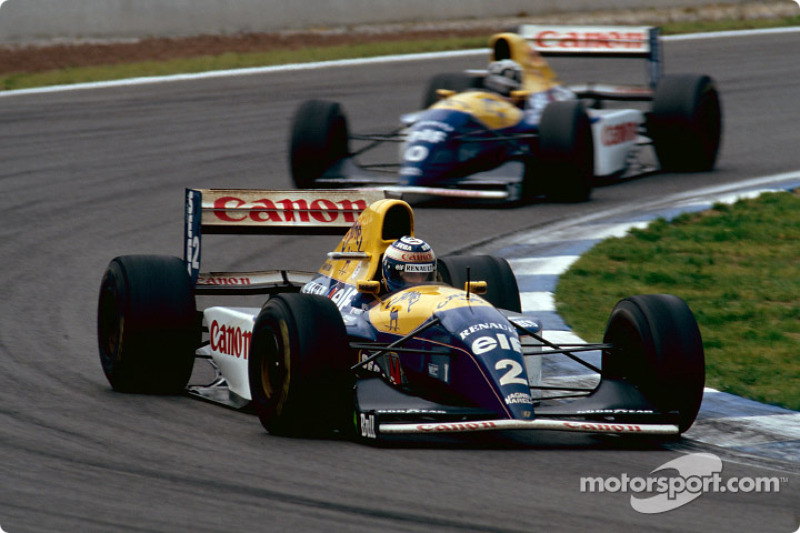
(555, 191), (800, 411)
(0, 36), (488, 91)
(662, 13), (800, 34)
(2, 14), (799, 91)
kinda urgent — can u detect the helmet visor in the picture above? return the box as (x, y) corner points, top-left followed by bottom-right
(387, 261), (436, 289)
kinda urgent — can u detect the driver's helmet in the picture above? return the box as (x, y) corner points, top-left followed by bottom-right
(485, 59), (523, 96)
(381, 236), (437, 292)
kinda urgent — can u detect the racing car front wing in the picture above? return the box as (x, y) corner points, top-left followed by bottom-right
(377, 418), (679, 436)
(353, 377), (681, 441)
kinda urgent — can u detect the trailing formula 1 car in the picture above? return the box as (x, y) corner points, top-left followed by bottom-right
(289, 25), (722, 203)
(97, 189), (706, 441)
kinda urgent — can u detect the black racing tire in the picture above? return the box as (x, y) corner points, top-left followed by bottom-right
(289, 99), (350, 189)
(248, 293), (354, 437)
(602, 294), (705, 434)
(421, 72), (483, 109)
(437, 255), (521, 313)
(536, 100), (594, 203)
(97, 255), (199, 394)
(648, 74), (722, 172)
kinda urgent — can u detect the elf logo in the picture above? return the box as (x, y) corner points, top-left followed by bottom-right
(330, 286), (358, 310)
(471, 333), (522, 355)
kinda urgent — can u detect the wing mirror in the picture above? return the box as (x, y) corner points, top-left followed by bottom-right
(510, 90), (531, 104)
(357, 280), (382, 296)
(464, 281), (488, 295)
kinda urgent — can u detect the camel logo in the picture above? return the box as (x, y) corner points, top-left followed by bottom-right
(383, 290), (421, 313)
(388, 305), (400, 331)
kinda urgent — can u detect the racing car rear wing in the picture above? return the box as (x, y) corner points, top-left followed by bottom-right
(518, 24), (662, 88)
(184, 188), (387, 287)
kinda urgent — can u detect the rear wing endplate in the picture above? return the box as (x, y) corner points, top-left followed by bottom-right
(518, 24), (662, 88)
(184, 188), (387, 286)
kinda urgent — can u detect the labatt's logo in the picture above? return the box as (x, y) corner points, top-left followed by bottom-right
(213, 196), (368, 224)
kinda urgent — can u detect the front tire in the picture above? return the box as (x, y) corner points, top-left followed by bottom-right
(602, 294), (705, 433)
(248, 293), (353, 437)
(289, 99), (350, 189)
(97, 255), (198, 393)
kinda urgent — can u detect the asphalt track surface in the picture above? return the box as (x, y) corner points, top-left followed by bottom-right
(1, 30), (799, 532)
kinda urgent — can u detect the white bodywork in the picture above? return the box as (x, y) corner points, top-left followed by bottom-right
(204, 306), (259, 401)
(588, 108), (646, 177)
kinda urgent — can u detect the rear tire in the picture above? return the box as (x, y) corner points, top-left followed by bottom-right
(648, 74), (722, 172)
(97, 255), (198, 393)
(438, 255), (521, 313)
(602, 294), (705, 433)
(289, 99), (350, 189)
(248, 293), (353, 437)
(536, 101), (594, 203)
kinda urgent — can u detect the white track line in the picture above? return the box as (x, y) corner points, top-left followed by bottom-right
(2, 27), (800, 97)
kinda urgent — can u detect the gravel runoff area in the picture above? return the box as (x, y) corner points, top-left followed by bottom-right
(0, 1), (796, 75)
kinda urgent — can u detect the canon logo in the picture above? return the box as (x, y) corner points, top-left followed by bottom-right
(210, 320), (252, 359)
(213, 197), (367, 224)
(562, 421), (643, 433)
(198, 275), (252, 286)
(533, 30), (646, 50)
(602, 122), (638, 146)
(417, 421), (497, 433)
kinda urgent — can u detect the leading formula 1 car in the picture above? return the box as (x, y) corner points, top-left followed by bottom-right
(289, 25), (722, 203)
(97, 189), (705, 441)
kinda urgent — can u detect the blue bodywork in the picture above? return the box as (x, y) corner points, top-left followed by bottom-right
(301, 274), (540, 422)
